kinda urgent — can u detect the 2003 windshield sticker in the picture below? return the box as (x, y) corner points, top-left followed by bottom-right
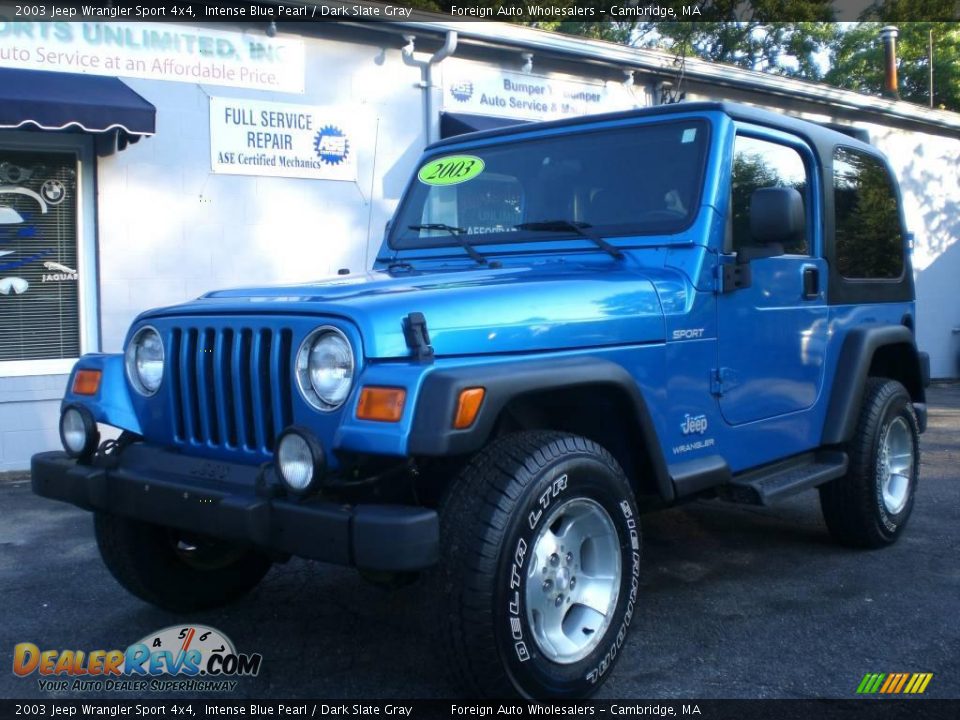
(417, 155), (485, 186)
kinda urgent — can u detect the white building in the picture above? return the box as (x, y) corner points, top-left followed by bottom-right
(1, 10), (958, 471)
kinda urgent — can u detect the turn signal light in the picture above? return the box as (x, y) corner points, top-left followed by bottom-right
(72, 370), (102, 396)
(357, 387), (406, 422)
(453, 388), (485, 429)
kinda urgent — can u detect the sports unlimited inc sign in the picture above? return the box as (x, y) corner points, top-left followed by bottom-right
(209, 97), (358, 181)
(0, 21), (304, 92)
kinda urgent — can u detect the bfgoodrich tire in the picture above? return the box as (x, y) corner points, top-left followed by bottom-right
(819, 378), (920, 548)
(94, 513), (272, 612)
(436, 431), (641, 698)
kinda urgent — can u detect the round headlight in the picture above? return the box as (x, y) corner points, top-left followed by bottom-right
(59, 405), (99, 459)
(276, 428), (325, 495)
(296, 327), (354, 411)
(125, 326), (164, 396)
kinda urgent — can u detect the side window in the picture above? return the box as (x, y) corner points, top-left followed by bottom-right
(833, 147), (904, 279)
(731, 135), (809, 255)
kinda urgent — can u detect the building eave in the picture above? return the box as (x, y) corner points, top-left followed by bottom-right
(389, 19), (960, 134)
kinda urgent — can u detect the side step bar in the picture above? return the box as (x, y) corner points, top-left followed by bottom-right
(725, 451), (848, 506)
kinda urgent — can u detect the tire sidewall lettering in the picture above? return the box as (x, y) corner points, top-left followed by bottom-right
(499, 459), (640, 696)
(873, 400), (918, 536)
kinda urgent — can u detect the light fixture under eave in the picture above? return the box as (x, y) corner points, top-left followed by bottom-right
(266, 21), (277, 38)
(521, 52), (533, 74)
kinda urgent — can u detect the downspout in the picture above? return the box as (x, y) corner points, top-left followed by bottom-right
(402, 31), (458, 145)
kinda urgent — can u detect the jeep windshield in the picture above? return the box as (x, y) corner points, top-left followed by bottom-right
(390, 118), (709, 251)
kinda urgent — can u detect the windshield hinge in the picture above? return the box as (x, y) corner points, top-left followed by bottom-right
(717, 260), (751, 294)
(403, 312), (435, 364)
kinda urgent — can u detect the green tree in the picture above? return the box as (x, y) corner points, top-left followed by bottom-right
(826, 23), (960, 110)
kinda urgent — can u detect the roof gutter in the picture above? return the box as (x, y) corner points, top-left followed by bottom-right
(393, 20), (960, 135)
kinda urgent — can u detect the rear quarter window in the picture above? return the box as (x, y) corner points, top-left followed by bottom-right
(833, 147), (904, 279)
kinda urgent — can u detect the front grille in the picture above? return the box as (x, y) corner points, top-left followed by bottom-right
(169, 326), (294, 452)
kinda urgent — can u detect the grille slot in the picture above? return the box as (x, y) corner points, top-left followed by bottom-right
(170, 325), (293, 453)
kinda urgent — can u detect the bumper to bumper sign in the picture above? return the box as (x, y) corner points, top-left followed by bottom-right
(30, 449), (438, 572)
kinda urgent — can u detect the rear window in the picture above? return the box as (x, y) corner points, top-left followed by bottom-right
(833, 148), (904, 279)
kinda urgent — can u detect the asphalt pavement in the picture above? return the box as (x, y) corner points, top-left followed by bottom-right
(1, 385), (958, 700)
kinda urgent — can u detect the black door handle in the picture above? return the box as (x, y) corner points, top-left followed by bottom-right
(803, 267), (819, 300)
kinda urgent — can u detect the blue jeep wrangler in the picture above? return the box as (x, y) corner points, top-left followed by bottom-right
(32, 102), (929, 698)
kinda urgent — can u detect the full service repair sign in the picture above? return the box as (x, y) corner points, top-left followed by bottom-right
(210, 97), (357, 181)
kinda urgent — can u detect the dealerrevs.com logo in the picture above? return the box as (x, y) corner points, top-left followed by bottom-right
(13, 625), (262, 693)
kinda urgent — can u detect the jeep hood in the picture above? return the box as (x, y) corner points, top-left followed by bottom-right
(143, 263), (672, 359)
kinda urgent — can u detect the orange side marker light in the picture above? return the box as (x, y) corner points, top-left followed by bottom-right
(453, 388), (485, 429)
(72, 370), (102, 396)
(357, 387), (406, 422)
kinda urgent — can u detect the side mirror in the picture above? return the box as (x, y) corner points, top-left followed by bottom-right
(743, 187), (804, 260)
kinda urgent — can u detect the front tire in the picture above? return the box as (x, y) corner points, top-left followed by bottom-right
(94, 513), (273, 612)
(819, 378), (920, 548)
(437, 431), (641, 698)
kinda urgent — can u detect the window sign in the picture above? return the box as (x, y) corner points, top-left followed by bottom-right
(0, 150), (80, 361)
(209, 97), (358, 181)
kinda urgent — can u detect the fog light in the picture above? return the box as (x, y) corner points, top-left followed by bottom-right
(59, 405), (99, 459)
(276, 427), (325, 495)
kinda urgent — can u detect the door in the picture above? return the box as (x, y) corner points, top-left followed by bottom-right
(716, 131), (829, 426)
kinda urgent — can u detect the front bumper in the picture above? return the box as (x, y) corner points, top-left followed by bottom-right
(31, 446), (438, 572)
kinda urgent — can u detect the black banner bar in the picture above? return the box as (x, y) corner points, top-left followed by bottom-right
(2, 700), (960, 720)
(0, 0), (957, 24)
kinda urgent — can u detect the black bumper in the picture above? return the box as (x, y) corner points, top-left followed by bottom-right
(31, 447), (438, 572)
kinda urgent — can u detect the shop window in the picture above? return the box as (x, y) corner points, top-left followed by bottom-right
(731, 135), (810, 255)
(833, 147), (904, 279)
(0, 150), (80, 361)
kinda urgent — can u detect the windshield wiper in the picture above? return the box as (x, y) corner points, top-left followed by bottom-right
(514, 220), (624, 260)
(408, 223), (488, 265)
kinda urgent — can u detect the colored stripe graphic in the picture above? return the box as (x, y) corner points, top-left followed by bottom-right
(857, 673), (933, 694)
(893, 673), (910, 693)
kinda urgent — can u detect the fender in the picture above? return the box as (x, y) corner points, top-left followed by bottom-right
(822, 325), (927, 445)
(407, 356), (674, 502)
(62, 354), (142, 435)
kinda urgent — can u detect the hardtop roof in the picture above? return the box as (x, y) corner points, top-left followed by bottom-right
(427, 101), (876, 156)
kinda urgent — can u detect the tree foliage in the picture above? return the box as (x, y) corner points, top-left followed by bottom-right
(826, 23), (960, 110)
(532, 1), (960, 112)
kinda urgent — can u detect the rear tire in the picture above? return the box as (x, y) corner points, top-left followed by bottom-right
(436, 431), (641, 698)
(819, 378), (920, 548)
(94, 513), (272, 612)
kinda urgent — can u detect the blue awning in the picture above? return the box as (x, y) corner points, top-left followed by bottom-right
(440, 111), (530, 139)
(0, 68), (156, 156)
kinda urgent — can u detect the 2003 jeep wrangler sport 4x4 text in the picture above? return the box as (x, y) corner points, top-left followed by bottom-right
(33, 101), (930, 698)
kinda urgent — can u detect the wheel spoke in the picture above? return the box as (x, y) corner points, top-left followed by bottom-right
(572, 578), (613, 617)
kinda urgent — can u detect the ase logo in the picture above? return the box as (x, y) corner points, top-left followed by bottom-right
(449, 80), (474, 102)
(313, 125), (350, 166)
(13, 624), (262, 693)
